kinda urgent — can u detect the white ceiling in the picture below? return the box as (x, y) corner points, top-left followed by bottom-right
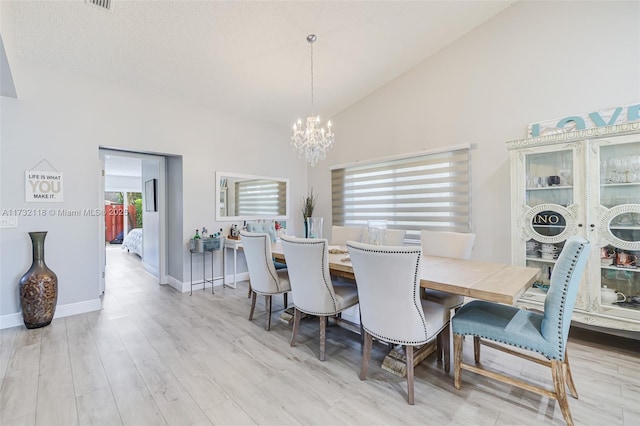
(7, 0), (514, 127)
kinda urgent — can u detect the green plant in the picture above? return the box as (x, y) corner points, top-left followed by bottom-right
(133, 198), (143, 228)
(302, 188), (316, 220)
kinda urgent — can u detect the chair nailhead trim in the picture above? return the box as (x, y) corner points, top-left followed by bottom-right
(366, 327), (429, 346)
(244, 233), (281, 292)
(283, 238), (338, 312)
(553, 243), (585, 359)
(348, 244), (430, 343)
(454, 241), (587, 362)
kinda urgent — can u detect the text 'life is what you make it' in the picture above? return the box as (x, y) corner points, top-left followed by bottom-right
(25, 170), (64, 202)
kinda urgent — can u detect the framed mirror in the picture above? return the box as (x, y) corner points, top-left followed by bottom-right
(216, 171), (290, 222)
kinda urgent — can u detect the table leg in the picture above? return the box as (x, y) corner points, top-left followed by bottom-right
(381, 341), (437, 377)
(233, 246), (237, 288)
(222, 246), (226, 287)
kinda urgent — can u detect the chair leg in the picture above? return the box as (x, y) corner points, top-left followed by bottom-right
(249, 291), (257, 321)
(552, 360), (574, 426)
(358, 309), (365, 349)
(473, 336), (481, 363)
(319, 316), (327, 361)
(453, 334), (463, 390)
(564, 349), (579, 399)
(247, 284), (252, 298)
(290, 307), (301, 347)
(283, 292), (288, 309)
(360, 331), (372, 380)
(405, 345), (415, 405)
(441, 324), (451, 373)
(265, 295), (272, 331)
(436, 332), (443, 361)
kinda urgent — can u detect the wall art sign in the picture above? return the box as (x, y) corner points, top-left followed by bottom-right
(25, 169), (63, 202)
(528, 103), (640, 138)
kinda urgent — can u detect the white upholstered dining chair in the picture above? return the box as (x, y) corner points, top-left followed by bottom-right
(240, 231), (291, 331)
(347, 241), (449, 405)
(385, 229), (407, 245)
(280, 236), (360, 361)
(420, 229), (475, 372)
(331, 225), (365, 246)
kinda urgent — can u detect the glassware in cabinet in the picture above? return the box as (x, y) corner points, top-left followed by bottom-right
(596, 141), (640, 313)
(525, 150), (573, 207)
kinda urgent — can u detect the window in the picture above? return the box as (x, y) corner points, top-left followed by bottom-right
(331, 147), (471, 242)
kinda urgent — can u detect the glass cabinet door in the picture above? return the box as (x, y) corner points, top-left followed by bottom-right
(595, 139), (640, 314)
(525, 150), (573, 207)
(523, 149), (579, 294)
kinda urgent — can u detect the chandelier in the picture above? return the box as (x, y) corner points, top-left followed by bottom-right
(291, 34), (335, 167)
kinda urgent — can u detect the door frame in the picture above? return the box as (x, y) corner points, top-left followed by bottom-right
(98, 148), (169, 295)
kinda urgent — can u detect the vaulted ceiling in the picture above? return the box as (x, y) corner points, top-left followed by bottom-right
(5, 1), (514, 127)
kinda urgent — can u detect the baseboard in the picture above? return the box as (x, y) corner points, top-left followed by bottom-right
(229, 272), (250, 284)
(0, 297), (102, 330)
(178, 277), (224, 293)
(0, 313), (23, 330)
(143, 262), (159, 277)
(166, 272), (249, 293)
(166, 275), (183, 292)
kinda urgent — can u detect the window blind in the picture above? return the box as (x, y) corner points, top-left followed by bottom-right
(235, 179), (286, 216)
(331, 148), (470, 242)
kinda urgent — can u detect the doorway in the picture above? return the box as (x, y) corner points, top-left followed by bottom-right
(98, 148), (167, 295)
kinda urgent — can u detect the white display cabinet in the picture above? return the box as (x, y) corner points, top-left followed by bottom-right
(507, 122), (640, 332)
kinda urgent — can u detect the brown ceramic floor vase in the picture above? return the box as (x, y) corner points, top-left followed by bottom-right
(19, 231), (58, 329)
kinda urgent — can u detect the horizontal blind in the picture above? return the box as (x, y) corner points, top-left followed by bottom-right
(235, 179), (286, 216)
(331, 148), (470, 242)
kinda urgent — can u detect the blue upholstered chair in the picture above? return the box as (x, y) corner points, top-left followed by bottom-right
(452, 236), (590, 425)
(240, 231), (291, 331)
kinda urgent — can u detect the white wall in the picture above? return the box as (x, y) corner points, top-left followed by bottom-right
(0, 50), (307, 325)
(141, 157), (161, 276)
(310, 1), (640, 263)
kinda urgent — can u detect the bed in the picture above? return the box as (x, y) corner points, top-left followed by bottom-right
(122, 228), (143, 258)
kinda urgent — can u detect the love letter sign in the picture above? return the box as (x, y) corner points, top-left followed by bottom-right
(528, 103), (640, 137)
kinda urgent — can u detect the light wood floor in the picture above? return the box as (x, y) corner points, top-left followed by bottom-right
(1, 246), (639, 426)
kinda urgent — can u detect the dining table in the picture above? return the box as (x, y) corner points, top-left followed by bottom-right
(270, 242), (540, 305)
(270, 242), (540, 376)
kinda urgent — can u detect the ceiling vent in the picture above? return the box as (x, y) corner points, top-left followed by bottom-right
(86, 0), (112, 12)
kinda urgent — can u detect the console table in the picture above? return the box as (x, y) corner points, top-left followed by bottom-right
(189, 248), (214, 295)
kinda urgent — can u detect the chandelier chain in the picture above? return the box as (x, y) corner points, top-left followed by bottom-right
(310, 41), (314, 114)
